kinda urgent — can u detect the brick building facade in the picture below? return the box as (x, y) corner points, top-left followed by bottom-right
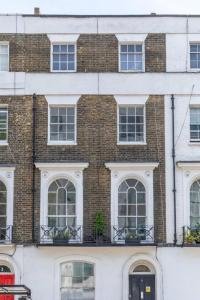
(0, 13), (199, 300)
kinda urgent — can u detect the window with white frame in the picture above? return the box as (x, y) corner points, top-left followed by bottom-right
(119, 44), (143, 72)
(49, 106), (75, 143)
(0, 44), (9, 72)
(118, 105), (145, 143)
(118, 179), (146, 233)
(190, 107), (200, 141)
(0, 107), (8, 143)
(190, 43), (200, 69)
(190, 179), (200, 227)
(52, 44), (76, 72)
(48, 178), (76, 227)
(60, 261), (95, 300)
(0, 181), (6, 228)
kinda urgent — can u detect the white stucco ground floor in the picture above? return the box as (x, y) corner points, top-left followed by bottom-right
(0, 245), (199, 300)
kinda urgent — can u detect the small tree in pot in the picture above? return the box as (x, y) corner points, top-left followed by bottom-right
(94, 211), (106, 244)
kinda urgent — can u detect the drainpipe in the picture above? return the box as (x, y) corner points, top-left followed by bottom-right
(32, 93), (36, 243)
(171, 94), (177, 245)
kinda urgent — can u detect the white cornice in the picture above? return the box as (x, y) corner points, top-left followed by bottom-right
(35, 162), (89, 171)
(177, 162), (200, 169)
(105, 162), (159, 171)
(0, 166), (15, 172)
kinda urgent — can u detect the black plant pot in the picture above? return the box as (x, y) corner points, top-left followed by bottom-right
(53, 238), (69, 245)
(125, 238), (140, 244)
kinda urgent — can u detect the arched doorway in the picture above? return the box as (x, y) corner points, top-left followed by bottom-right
(0, 265), (15, 300)
(129, 263), (155, 300)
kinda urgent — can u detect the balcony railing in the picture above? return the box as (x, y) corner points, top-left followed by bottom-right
(40, 225), (82, 244)
(112, 225), (154, 245)
(183, 225), (200, 246)
(38, 225), (154, 246)
(0, 225), (12, 243)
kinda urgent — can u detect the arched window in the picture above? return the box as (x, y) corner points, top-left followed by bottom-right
(118, 179), (146, 231)
(190, 179), (200, 227)
(133, 265), (151, 273)
(61, 262), (95, 300)
(48, 179), (76, 227)
(0, 181), (6, 228)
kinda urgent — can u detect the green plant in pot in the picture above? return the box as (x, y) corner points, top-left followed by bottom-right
(125, 231), (139, 244)
(94, 211), (106, 243)
(185, 223), (200, 244)
(53, 230), (71, 244)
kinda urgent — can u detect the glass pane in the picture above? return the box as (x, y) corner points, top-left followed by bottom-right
(136, 181), (145, 192)
(118, 205), (126, 216)
(67, 181), (75, 192)
(58, 205), (66, 215)
(67, 193), (76, 204)
(56, 179), (68, 188)
(84, 263), (94, 277)
(128, 205), (136, 216)
(137, 193), (145, 204)
(58, 189), (67, 204)
(48, 205), (56, 215)
(137, 205), (146, 216)
(118, 193), (126, 204)
(61, 262), (73, 277)
(0, 181), (6, 192)
(49, 181), (58, 192)
(119, 181), (128, 192)
(128, 188), (136, 204)
(126, 179), (137, 187)
(67, 205), (76, 215)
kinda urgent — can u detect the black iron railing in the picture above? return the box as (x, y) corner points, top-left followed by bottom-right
(0, 225), (12, 243)
(40, 225), (82, 244)
(183, 225), (200, 246)
(112, 225), (154, 244)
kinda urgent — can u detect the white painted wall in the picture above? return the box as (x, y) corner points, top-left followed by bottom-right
(3, 246), (200, 300)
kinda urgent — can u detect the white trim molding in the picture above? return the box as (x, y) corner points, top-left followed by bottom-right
(35, 162), (88, 243)
(46, 98), (78, 146)
(105, 162), (159, 243)
(54, 254), (100, 300)
(122, 253), (163, 300)
(48, 34), (80, 43)
(116, 34), (147, 43)
(0, 166), (15, 229)
(114, 95), (148, 105)
(46, 95), (81, 105)
(176, 161), (200, 242)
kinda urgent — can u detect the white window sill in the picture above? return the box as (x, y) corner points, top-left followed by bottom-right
(188, 69), (200, 72)
(117, 142), (147, 146)
(118, 70), (144, 73)
(0, 142), (8, 146)
(47, 141), (77, 146)
(50, 70), (76, 73)
(189, 141), (200, 146)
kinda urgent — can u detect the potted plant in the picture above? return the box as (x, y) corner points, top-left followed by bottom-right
(185, 233), (196, 245)
(94, 211), (106, 244)
(125, 232), (139, 244)
(53, 230), (71, 245)
(185, 224), (200, 244)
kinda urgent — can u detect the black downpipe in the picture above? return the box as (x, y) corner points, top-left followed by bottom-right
(171, 94), (177, 245)
(32, 93), (36, 243)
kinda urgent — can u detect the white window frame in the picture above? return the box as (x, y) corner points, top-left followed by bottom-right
(48, 104), (77, 146)
(118, 42), (145, 73)
(51, 42), (77, 73)
(117, 104), (146, 145)
(35, 162), (88, 244)
(189, 105), (200, 143)
(0, 42), (9, 72)
(0, 105), (8, 146)
(0, 166), (15, 238)
(177, 163), (200, 230)
(189, 42), (200, 72)
(105, 162), (158, 244)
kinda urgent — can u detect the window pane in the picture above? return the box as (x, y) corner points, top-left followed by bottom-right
(190, 108), (200, 140)
(52, 44), (76, 71)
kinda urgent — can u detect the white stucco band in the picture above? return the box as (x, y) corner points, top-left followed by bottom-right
(0, 166), (15, 228)
(35, 162), (89, 242)
(105, 162), (159, 242)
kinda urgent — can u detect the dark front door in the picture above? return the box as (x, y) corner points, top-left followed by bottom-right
(129, 275), (155, 300)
